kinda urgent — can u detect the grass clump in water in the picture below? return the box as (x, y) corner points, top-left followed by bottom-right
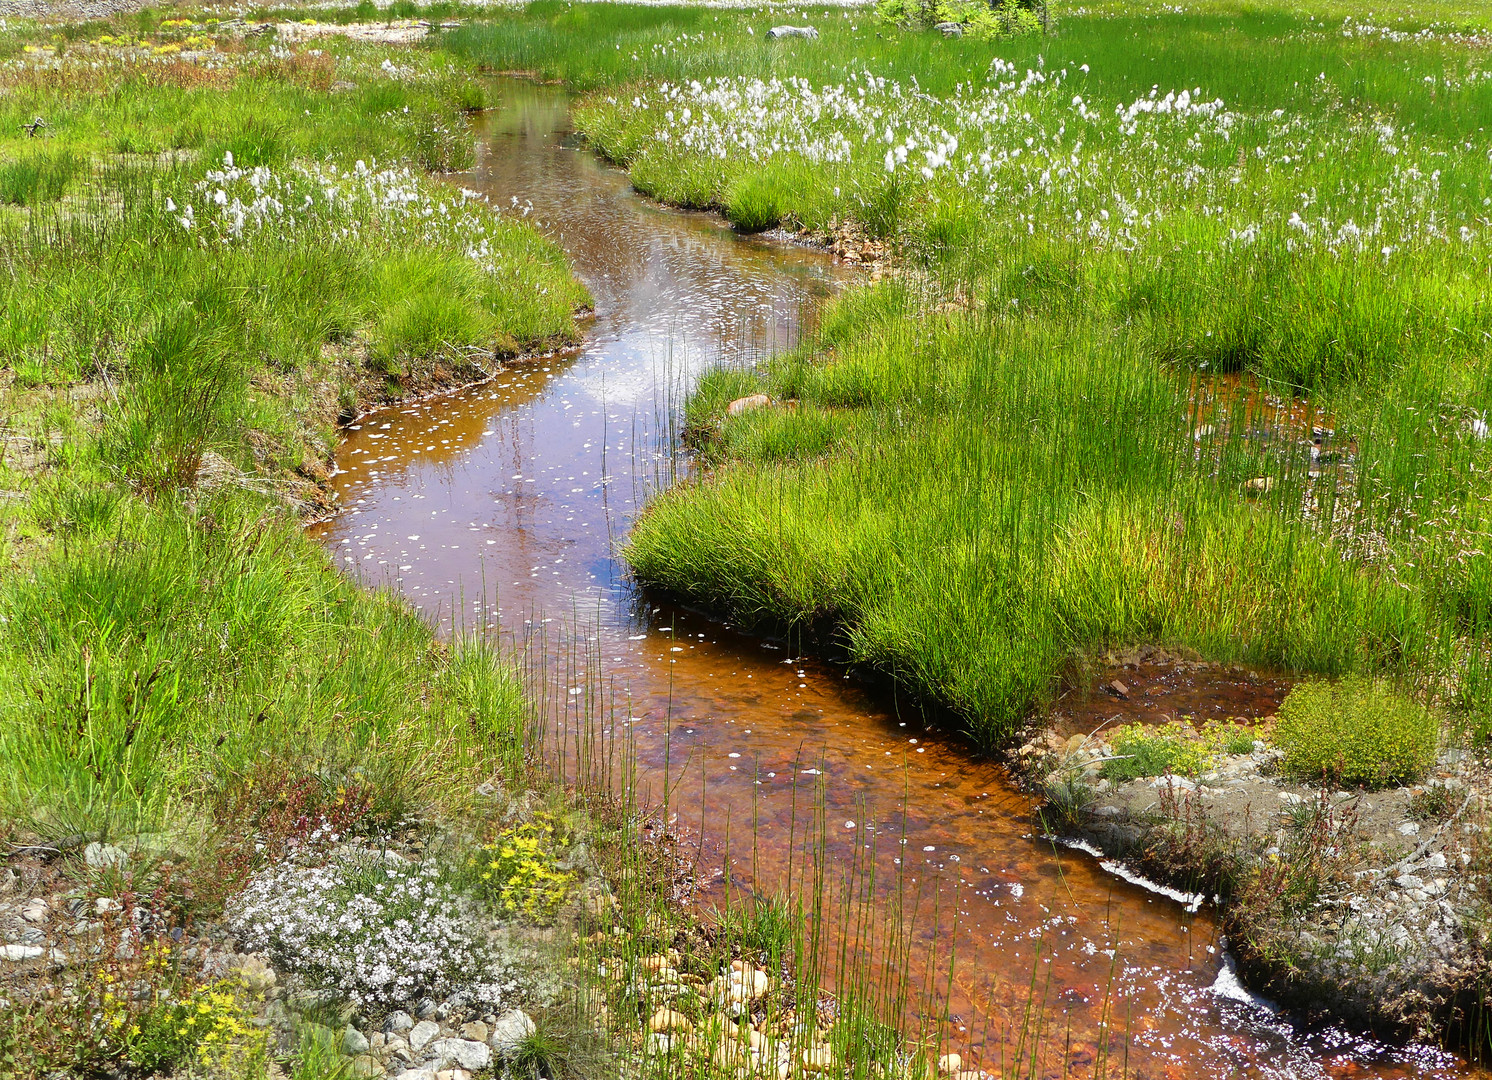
(1274, 677), (1438, 787)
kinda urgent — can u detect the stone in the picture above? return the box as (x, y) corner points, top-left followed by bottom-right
(1243, 476), (1275, 495)
(765, 25), (818, 39)
(938, 1053), (963, 1075)
(801, 1045), (834, 1073)
(350, 1055), (384, 1078)
(726, 394), (771, 416)
(1105, 679), (1130, 700)
(459, 1021), (488, 1044)
(430, 1039), (490, 1072)
(232, 954), (277, 993)
(83, 842), (128, 870)
(408, 1020), (440, 1053)
(344, 1026), (371, 1056)
(393, 1069), (435, 1080)
(933, 20), (963, 35)
(20, 899), (47, 924)
(488, 1009), (536, 1056)
(649, 1007), (692, 1034)
(385, 1011), (415, 1034)
(0, 944), (43, 960)
(1398, 821), (1421, 836)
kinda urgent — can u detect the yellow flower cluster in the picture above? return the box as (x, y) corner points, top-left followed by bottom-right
(129, 980), (267, 1077)
(467, 818), (576, 921)
(188, 985), (265, 1075)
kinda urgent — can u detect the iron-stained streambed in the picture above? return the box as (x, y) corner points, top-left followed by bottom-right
(309, 80), (1476, 1078)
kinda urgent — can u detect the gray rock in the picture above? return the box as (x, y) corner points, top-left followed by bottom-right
(393, 1069), (435, 1080)
(431, 1039), (490, 1071)
(385, 1011), (415, 1034)
(344, 1026), (371, 1056)
(20, 899), (47, 924)
(408, 1020), (440, 1053)
(83, 842), (128, 870)
(0, 944), (43, 960)
(934, 20), (963, 35)
(765, 25), (818, 39)
(488, 1009), (535, 1056)
(17, 928), (44, 946)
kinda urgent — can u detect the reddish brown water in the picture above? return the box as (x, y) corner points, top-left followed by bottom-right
(309, 80), (1476, 1078)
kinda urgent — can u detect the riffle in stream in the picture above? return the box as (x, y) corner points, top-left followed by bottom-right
(308, 80), (1475, 1079)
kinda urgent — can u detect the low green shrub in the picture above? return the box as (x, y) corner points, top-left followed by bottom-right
(1100, 722), (1211, 782)
(1274, 677), (1437, 788)
(874, 0), (1043, 39)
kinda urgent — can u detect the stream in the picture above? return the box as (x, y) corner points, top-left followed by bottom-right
(308, 80), (1475, 1079)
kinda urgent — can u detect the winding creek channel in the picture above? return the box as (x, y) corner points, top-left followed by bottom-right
(309, 80), (1478, 1079)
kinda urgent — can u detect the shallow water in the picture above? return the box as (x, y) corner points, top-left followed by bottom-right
(309, 80), (1476, 1078)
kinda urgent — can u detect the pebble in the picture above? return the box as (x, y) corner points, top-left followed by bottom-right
(488, 1009), (535, 1056)
(83, 842), (128, 870)
(385, 1011), (415, 1034)
(801, 1046), (835, 1073)
(408, 1020), (440, 1052)
(20, 899), (47, 924)
(343, 1026), (370, 1056)
(0, 944), (43, 960)
(938, 1052), (963, 1074)
(649, 1007), (692, 1034)
(430, 1039), (490, 1071)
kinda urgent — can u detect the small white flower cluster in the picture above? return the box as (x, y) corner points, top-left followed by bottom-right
(591, 57), (1488, 261)
(229, 852), (519, 1009)
(170, 155), (518, 277)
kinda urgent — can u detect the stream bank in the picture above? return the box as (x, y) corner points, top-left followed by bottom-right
(1012, 646), (1492, 1048)
(310, 77), (1486, 1078)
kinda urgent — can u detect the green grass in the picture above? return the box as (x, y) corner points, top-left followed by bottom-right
(441, 2), (1492, 751)
(0, 32), (586, 843)
(628, 279), (1456, 747)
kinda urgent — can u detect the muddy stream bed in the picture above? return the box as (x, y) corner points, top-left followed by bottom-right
(308, 81), (1476, 1078)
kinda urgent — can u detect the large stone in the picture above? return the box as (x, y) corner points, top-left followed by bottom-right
(384, 1011), (415, 1034)
(343, 1026), (371, 1056)
(488, 1009), (535, 1056)
(393, 1069), (435, 1080)
(430, 1039), (490, 1072)
(408, 1020), (440, 1052)
(0, 944), (43, 961)
(765, 25), (818, 39)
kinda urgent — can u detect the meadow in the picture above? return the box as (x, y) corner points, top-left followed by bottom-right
(446, 1), (1492, 749)
(0, 22), (598, 1076)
